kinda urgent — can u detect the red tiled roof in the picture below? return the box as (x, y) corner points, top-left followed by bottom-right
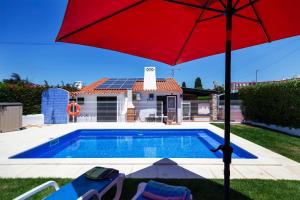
(71, 78), (182, 96)
(132, 78), (182, 93)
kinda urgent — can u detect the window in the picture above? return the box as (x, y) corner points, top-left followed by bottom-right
(69, 98), (76, 103)
(149, 93), (154, 101)
(77, 97), (84, 105)
(133, 93), (141, 101)
(167, 96), (176, 109)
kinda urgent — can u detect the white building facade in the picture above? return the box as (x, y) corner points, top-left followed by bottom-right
(71, 67), (183, 124)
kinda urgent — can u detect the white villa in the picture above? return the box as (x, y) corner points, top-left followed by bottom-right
(71, 67), (183, 124)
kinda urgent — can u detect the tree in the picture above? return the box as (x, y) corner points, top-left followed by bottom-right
(194, 77), (203, 89)
(215, 85), (225, 94)
(213, 81), (224, 94)
(3, 73), (23, 84)
(11, 73), (21, 82)
(61, 83), (78, 92)
(44, 80), (49, 87)
(182, 82), (187, 88)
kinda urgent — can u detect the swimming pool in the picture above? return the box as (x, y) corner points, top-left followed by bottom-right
(11, 129), (256, 159)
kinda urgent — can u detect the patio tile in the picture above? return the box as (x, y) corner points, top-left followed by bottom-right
(17, 165), (82, 178)
(259, 166), (300, 180)
(157, 165), (188, 179)
(209, 165), (245, 179)
(180, 165), (215, 179)
(73, 164), (134, 178)
(233, 166), (275, 179)
(0, 165), (30, 178)
(129, 165), (158, 178)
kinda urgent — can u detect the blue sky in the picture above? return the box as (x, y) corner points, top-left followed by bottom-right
(1, 0), (300, 89)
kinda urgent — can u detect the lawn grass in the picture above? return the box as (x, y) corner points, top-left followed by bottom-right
(1, 178), (300, 200)
(212, 123), (300, 163)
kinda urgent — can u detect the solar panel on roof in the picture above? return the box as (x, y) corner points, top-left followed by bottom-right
(96, 78), (135, 90)
(96, 78), (166, 90)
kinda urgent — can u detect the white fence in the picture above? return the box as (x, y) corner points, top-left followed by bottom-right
(182, 100), (211, 122)
(37, 99), (244, 123)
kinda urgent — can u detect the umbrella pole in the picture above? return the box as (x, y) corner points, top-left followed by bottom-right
(224, 0), (234, 200)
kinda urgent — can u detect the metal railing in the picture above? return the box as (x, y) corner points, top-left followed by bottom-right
(68, 100), (166, 123)
(48, 99), (244, 123)
(182, 100), (211, 122)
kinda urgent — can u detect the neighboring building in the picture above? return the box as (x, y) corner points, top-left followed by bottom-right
(231, 75), (300, 92)
(181, 88), (216, 100)
(70, 67), (183, 123)
(181, 88), (217, 122)
(231, 82), (256, 93)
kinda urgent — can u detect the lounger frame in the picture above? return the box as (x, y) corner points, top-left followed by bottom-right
(14, 173), (125, 200)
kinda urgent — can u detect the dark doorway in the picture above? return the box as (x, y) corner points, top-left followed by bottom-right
(97, 97), (117, 122)
(167, 95), (177, 123)
(157, 96), (167, 116)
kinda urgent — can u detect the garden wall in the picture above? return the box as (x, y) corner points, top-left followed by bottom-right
(22, 114), (44, 127)
(246, 121), (300, 137)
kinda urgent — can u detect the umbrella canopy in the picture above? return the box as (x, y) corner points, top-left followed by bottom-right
(56, 1), (300, 199)
(56, 0), (300, 65)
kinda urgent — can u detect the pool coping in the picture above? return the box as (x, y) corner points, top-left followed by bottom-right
(0, 122), (299, 180)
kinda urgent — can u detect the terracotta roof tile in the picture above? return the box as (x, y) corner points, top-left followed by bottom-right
(71, 78), (182, 96)
(71, 78), (127, 96)
(132, 78), (182, 93)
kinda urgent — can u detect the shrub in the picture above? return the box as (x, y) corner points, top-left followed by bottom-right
(0, 83), (45, 115)
(239, 80), (300, 128)
(0, 82), (78, 115)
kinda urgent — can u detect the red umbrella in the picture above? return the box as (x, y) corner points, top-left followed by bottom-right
(56, 0), (300, 199)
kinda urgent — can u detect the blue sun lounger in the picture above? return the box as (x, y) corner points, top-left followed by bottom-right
(14, 173), (125, 200)
(131, 180), (192, 200)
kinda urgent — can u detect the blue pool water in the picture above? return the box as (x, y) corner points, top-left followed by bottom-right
(11, 129), (256, 159)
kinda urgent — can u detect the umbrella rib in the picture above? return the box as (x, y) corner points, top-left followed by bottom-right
(234, 14), (258, 23)
(217, 0), (226, 9)
(233, 0), (241, 9)
(56, 0), (146, 41)
(248, 1), (271, 42)
(198, 14), (224, 23)
(165, 0), (224, 13)
(235, 0), (259, 13)
(173, 0), (213, 65)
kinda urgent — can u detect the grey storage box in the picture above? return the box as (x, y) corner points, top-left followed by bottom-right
(0, 103), (22, 133)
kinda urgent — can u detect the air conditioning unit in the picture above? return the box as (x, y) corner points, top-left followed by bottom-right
(149, 93), (154, 101)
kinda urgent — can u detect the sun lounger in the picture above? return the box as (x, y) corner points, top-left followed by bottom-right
(14, 172), (125, 200)
(131, 181), (192, 200)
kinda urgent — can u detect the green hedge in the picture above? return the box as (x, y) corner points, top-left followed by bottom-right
(0, 83), (45, 115)
(239, 80), (300, 128)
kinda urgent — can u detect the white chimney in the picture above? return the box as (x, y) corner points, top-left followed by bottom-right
(143, 67), (157, 90)
(127, 90), (134, 108)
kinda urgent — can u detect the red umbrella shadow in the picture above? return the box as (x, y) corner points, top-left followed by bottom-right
(126, 158), (251, 200)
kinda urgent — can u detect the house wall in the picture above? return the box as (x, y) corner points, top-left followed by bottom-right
(74, 92), (183, 123)
(74, 93), (127, 122)
(133, 92), (182, 123)
(133, 92), (157, 121)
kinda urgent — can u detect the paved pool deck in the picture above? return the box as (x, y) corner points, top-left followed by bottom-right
(0, 122), (300, 180)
